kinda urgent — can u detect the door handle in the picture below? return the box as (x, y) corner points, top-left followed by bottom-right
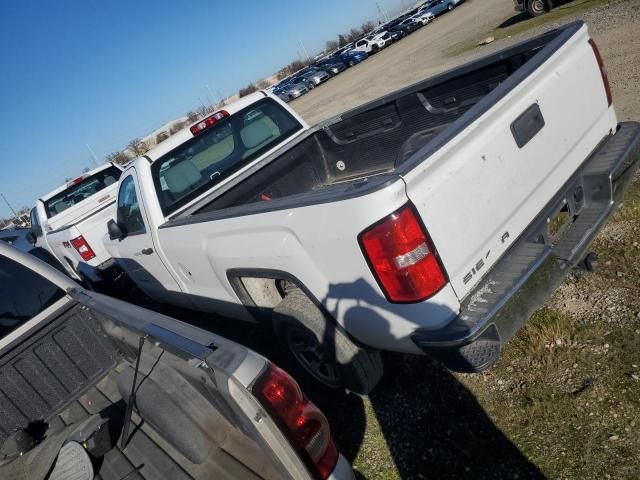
(141, 248), (154, 255)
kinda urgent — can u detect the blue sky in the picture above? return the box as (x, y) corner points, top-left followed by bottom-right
(0, 0), (406, 217)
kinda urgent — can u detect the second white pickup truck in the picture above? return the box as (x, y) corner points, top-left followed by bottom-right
(105, 22), (640, 394)
(29, 163), (124, 288)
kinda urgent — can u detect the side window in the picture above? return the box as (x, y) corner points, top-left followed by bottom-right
(0, 256), (65, 339)
(117, 176), (146, 236)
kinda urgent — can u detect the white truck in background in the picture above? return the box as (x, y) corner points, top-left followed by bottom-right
(29, 162), (124, 289)
(105, 22), (640, 394)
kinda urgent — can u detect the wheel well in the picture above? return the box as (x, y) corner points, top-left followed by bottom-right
(226, 269), (371, 349)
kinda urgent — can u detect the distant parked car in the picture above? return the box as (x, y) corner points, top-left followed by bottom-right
(351, 34), (389, 55)
(293, 69), (330, 89)
(0, 227), (67, 273)
(339, 50), (368, 66)
(412, 10), (436, 25)
(315, 59), (347, 76)
(388, 28), (406, 42)
(419, 0), (462, 16)
(0, 228), (34, 253)
(273, 81), (308, 102)
(390, 18), (420, 36)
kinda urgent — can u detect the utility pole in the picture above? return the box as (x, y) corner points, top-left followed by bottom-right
(376, 1), (389, 22)
(85, 143), (100, 166)
(0, 192), (18, 217)
(206, 84), (217, 105)
(299, 39), (309, 60)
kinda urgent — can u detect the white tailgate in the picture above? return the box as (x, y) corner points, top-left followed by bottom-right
(403, 26), (617, 299)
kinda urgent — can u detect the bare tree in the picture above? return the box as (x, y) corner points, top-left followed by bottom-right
(338, 34), (348, 47)
(106, 151), (130, 166)
(361, 21), (376, 34)
(325, 39), (339, 52)
(127, 138), (149, 156)
(186, 111), (199, 123)
(257, 78), (271, 90)
(156, 131), (170, 144)
(169, 120), (187, 135)
(196, 104), (209, 119)
(238, 83), (258, 98)
(347, 28), (362, 43)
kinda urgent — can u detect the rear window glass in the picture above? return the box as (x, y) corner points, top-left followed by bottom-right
(0, 256), (65, 340)
(44, 166), (122, 218)
(152, 98), (302, 216)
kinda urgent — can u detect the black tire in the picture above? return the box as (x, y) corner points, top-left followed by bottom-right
(29, 247), (68, 275)
(371, 45), (379, 54)
(527, 0), (546, 16)
(307, 82), (315, 90)
(447, 3), (454, 10)
(272, 288), (383, 395)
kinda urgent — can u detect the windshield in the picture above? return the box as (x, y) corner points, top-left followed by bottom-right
(44, 166), (121, 219)
(152, 98), (303, 216)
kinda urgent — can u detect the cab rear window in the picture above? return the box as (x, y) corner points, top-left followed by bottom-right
(44, 166), (121, 218)
(152, 98), (302, 216)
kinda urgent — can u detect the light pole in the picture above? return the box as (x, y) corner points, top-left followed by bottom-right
(0, 192), (18, 217)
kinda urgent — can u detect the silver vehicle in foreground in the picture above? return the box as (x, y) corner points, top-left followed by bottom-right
(0, 242), (353, 480)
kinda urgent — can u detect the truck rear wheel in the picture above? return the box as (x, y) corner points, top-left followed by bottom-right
(272, 288), (383, 395)
(527, 0), (546, 16)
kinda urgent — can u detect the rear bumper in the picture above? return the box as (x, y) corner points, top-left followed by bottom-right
(77, 257), (125, 286)
(412, 122), (640, 371)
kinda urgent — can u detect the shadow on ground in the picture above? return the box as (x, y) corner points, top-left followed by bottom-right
(498, 12), (531, 29)
(107, 273), (543, 479)
(167, 308), (544, 479)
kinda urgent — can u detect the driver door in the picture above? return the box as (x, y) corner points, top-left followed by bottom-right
(113, 171), (184, 304)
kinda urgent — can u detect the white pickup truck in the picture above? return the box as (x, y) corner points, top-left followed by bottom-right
(29, 162), (124, 288)
(105, 22), (640, 394)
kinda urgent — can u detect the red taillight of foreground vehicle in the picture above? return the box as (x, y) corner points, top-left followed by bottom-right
(359, 204), (446, 303)
(252, 365), (338, 479)
(70, 235), (96, 261)
(190, 110), (229, 135)
(589, 39), (612, 107)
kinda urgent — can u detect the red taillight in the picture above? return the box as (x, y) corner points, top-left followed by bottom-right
(253, 365), (338, 479)
(359, 204), (446, 303)
(589, 39), (612, 107)
(190, 110), (229, 135)
(70, 235), (96, 261)
(67, 176), (85, 187)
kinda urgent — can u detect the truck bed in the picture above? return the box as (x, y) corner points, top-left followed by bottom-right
(179, 24), (569, 218)
(0, 301), (286, 480)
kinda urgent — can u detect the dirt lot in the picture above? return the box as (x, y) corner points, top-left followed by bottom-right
(291, 0), (640, 126)
(281, 0), (640, 479)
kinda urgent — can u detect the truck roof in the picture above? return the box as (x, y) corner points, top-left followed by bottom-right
(143, 91), (272, 163)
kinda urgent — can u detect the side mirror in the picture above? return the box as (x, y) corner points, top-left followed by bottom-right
(107, 219), (125, 241)
(26, 231), (36, 245)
